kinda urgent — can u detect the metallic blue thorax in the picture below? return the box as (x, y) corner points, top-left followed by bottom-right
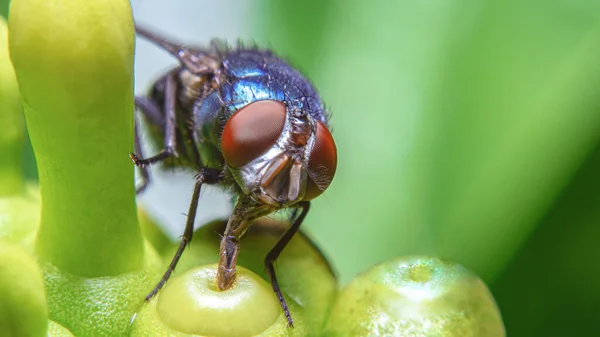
(194, 49), (327, 168)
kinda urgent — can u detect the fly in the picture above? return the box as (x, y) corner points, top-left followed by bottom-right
(131, 25), (337, 327)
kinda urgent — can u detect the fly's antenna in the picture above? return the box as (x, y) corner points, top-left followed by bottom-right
(135, 25), (215, 75)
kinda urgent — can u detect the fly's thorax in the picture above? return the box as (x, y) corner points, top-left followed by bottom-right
(178, 68), (212, 108)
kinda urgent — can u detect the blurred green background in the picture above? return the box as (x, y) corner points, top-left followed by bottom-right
(3, 0), (600, 336)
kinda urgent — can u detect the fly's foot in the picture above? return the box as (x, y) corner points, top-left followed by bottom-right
(129, 147), (176, 167)
(217, 235), (240, 291)
(217, 265), (237, 291)
(129, 152), (143, 167)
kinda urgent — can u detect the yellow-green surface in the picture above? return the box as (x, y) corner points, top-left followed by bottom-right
(0, 242), (47, 337)
(324, 257), (504, 336)
(0, 16), (23, 196)
(0, 183), (39, 246)
(133, 266), (289, 337)
(157, 265), (280, 336)
(48, 321), (74, 337)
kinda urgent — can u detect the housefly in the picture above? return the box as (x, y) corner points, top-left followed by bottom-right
(131, 25), (337, 327)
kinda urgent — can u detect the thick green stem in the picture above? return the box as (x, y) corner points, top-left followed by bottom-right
(0, 17), (24, 197)
(8, 0), (143, 276)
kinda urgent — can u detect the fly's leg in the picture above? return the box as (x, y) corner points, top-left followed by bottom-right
(264, 201), (310, 328)
(135, 96), (163, 125)
(216, 197), (258, 291)
(145, 168), (222, 301)
(216, 197), (272, 291)
(133, 118), (150, 194)
(129, 72), (179, 168)
(132, 96), (163, 194)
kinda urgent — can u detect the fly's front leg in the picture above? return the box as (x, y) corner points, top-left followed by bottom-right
(216, 207), (247, 291)
(129, 72), (179, 168)
(217, 234), (240, 291)
(216, 197), (271, 291)
(265, 201), (310, 327)
(145, 168), (222, 301)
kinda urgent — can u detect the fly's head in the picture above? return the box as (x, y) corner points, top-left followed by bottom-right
(221, 99), (337, 209)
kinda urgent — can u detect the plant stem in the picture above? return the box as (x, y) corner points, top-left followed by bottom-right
(0, 17), (24, 197)
(8, 0), (144, 276)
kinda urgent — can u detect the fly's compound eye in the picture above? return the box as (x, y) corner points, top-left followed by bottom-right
(221, 100), (286, 168)
(304, 122), (337, 200)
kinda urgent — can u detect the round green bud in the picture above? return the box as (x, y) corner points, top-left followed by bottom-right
(0, 242), (48, 337)
(0, 184), (40, 246)
(324, 256), (505, 336)
(133, 265), (281, 337)
(158, 265), (279, 335)
(132, 219), (337, 336)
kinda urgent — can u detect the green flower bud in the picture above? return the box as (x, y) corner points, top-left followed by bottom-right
(133, 219), (338, 336)
(0, 242), (48, 337)
(324, 256), (505, 336)
(0, 184), (39, 247)
(133, 265), (282, 337)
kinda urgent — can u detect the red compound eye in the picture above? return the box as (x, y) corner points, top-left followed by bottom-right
(221, 100), (286, 168)
(304, 121), (337, 200)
